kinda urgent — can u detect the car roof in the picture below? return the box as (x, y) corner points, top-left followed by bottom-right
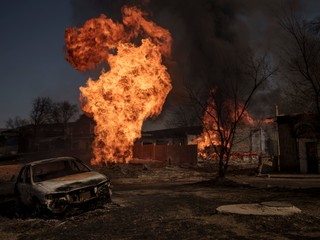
(26, 156), (78, 167)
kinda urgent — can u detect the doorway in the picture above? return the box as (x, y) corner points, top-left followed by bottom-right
(306, 142), (319, 173)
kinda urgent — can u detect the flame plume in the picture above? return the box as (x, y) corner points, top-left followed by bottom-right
(65, 6), (172, 164)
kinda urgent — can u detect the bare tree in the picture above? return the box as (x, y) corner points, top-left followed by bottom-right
(51, 101), (79, 125)
(279, 12), (320, 114)
(309, 17), (320, 35)
(165, 104), (201, 128)
(5, 116), (29, 129)
(51, 101), (79, 136)
(30, 97), (53, 126)
(188, 53), (277, 177)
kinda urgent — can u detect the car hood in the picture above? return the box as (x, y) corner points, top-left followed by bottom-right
(35, 171), (108, 193)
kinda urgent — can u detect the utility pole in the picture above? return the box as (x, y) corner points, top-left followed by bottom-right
(257, 128), (263, 175)
(276, 105), (281, 172)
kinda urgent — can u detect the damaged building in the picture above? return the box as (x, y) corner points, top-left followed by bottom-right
(10, 112), (320, 174)
(277, 113), (320, 173)
(0, 129), (19, 158)
(134, 126), (202, 165)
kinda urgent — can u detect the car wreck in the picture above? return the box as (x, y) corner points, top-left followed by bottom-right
(14, 156), (112, 216)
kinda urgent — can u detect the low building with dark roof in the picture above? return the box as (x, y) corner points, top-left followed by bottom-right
(277, 113), (320, 173)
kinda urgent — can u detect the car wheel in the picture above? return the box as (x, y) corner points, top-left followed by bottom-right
(101, 188), (112, 202)
(15, 197), (28, 218)
(31, 198), (45, 218)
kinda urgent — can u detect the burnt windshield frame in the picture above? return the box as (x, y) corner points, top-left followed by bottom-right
(32, 159), (91, 182)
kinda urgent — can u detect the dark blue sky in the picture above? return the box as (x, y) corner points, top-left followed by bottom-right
(0, 0), (319, 129)
(0, 0), (86, 128)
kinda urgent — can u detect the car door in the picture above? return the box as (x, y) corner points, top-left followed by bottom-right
(17, 166), (33, 206)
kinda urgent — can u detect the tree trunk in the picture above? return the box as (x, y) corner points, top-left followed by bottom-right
(218, 156), (226, 178)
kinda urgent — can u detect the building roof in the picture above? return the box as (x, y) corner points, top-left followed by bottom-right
(277, 112), (320, 138)
(142, 126), (203, 138)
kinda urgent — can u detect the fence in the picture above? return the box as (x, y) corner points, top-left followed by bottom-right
(133, 144), (198, 165)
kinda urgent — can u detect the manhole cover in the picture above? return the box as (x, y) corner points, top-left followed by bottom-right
(216, 202), (301, 216)
(261, 201), (293, 208)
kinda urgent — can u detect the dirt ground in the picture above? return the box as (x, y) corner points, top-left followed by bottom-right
(0, 160), (320, 240)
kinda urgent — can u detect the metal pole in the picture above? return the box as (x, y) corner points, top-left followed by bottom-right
(276, 105), (281, 171)
(257, 128), (263, 175)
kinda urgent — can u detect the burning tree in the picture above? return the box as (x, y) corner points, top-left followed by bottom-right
(65, 6), (172, 164)
(190, 53), (277, 177)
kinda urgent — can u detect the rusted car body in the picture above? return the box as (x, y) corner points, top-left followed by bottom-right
(15, 157), (111, 215)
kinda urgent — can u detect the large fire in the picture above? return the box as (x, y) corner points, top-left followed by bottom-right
(197, 92), (256, 159)
(65, 6), (172, 164)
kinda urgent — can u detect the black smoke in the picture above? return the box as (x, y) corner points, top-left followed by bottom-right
(69, 0), (306, 129)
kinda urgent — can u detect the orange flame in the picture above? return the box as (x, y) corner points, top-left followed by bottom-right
(197, 92), (255, 159)
(65, 6), (172, 164)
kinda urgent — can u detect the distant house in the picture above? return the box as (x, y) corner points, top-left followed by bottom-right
(18, 123), (65, 152)
(232, 127), (268, 155)
(277, 113), (320, 173)
(134, 126), (202, 165)
(138, 126), (203, 145)
(6, 115), (95, 162)
(135, 125), (276, 165)
(10, 113), (284, 167)
(66, 114), (95, 152)
(0, 129), (19, 157)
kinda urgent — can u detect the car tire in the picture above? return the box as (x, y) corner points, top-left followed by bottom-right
(31, 198), (45, 218)
(15, 197), (28, 219)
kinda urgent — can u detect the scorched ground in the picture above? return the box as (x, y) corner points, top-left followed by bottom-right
(0, 162), (320, 239)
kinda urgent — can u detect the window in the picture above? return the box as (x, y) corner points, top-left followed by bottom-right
(25, 166), (31, 184)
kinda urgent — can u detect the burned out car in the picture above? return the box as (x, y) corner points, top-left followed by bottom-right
(15, 157), (111, 216)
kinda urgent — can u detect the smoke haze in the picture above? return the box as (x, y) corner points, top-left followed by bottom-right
(69, 0), (312, 129)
